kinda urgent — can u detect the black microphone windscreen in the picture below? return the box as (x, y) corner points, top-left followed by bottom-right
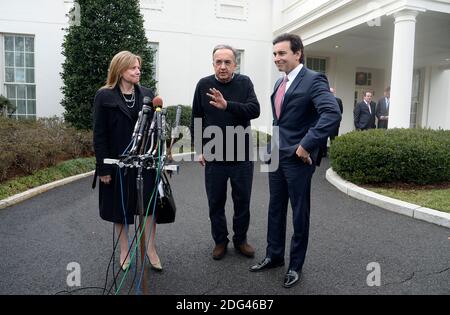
(143, 96), (152, 106)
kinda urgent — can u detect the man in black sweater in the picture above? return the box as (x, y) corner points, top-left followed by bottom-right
(190, 45), (260, 260)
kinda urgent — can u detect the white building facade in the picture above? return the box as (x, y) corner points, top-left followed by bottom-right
(0, 0), (449, 133)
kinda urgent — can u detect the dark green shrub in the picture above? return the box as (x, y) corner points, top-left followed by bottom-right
(330, 128), (450, 185)
(0, 95), (15, 117)
(61, 0), (156, 130)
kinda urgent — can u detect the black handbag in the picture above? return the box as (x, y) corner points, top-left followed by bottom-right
(155, 172), (176, 224)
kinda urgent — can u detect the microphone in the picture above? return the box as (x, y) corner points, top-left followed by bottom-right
(152, 96), (163, 110)
(132, 110), (143, 138)
(167, 105), (182, 159)
(131, 96), (153, 154)
(162, 109), (167, 140)
(153, 96), (163, 139)
(171, 105), (182, 139)
(137, 97), (153, 141)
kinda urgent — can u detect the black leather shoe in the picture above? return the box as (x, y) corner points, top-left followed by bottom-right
(283, 270), (300, 288)
(249, 257), (284, 272)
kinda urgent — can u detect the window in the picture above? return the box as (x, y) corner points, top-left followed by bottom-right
(355, 72), (372, 86)
(3, 35), (36, 119)
(148, 42), (159, 83)
(235, 49), (244, 74)
(306, 57), (327, 74)
(141, 0), (164, 11)
(215, 0), (248, 21)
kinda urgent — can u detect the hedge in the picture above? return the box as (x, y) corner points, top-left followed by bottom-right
(0, 117), (93, 183)
(330, 128), (450, 185)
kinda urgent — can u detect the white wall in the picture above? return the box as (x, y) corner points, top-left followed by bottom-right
(143, 0), (274, 130)
(427, 67), (450, 129)
(1, 0), (275, 127)
(0, 0), (67, 117)
(334, 56), (357, 134)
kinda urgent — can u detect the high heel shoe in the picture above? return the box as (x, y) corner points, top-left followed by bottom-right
(146, 254), (163, 271)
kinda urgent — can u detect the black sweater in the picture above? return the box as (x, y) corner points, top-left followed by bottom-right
(190, 74), (260, 162)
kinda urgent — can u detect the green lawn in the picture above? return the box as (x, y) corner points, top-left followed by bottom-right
(366, 186), (450, 213)
(0, 157), (95, 200)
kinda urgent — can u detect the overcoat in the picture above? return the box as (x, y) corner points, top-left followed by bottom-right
(93, 84), (156, 224)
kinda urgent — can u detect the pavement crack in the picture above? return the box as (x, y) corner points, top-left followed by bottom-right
(425, 266), (450, 276)
(400, 272), (415, 284)
(384, 266), (450, 286)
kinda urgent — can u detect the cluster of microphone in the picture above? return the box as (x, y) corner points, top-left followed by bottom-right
(130, 96), (182, 158)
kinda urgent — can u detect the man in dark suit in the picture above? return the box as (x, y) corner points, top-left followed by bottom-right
(354, 91), (376, 130)
(376, 86), (390, 129)
(249, 33), (341, 288)
(330, 87), (343, 142)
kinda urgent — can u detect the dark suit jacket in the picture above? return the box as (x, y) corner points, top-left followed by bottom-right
(336, 97), (343, 114)
(270, 67), (342, 166)
(331, 97), (344, 138)
(376, 97), (389, 129)
(354, 100), (376, 130)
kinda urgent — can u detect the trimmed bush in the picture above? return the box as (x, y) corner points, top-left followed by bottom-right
(0, 117), (93, 183)
(330, 128), (450, 185)
(61, 0), (156, 130)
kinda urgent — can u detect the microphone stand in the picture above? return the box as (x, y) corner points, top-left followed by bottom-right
(103, 102), (180, 295)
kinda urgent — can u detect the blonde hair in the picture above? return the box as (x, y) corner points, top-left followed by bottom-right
(103, 51), (142, 89)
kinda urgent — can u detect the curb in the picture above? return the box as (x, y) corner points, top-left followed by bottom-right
(0, 171), (95, 210)
(0, 153), (195, 210)
(326, 168), (450, 229)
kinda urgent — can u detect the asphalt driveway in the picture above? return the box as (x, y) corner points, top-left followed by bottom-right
(0, 158), (448, 295)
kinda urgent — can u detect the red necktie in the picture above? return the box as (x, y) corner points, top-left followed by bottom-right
(275, 76), (288, 119)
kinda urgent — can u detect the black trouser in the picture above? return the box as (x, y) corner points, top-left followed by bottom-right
(205, 161), (254, 246)
(266, 155), (316, 272)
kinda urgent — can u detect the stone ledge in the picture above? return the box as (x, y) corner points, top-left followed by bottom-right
(326, 168), (449, 229)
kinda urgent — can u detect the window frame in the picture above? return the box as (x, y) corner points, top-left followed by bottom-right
(2, 33), (36, 119)
(235, 49), (244, 74)
(306, 56), (328, 75)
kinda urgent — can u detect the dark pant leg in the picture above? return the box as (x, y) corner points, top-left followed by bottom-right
(229, 161), (254, 246)
(265, 161), (290, 261)
(283, 158), (315, 271)
(205, 162), (229, 245)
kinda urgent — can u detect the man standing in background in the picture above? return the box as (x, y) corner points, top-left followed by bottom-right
(329, 87), (343, 142)
(376, 86), (390, 129)
(354, 91), (376, 130)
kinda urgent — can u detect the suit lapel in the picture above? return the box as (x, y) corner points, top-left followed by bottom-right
(271, 78), (283, 121)
(279, 66), (306, 118)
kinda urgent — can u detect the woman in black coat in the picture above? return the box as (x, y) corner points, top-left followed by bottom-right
(93, 51), (162, 271)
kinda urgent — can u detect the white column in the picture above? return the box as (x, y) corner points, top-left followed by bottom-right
(389, 10), (419, 128)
